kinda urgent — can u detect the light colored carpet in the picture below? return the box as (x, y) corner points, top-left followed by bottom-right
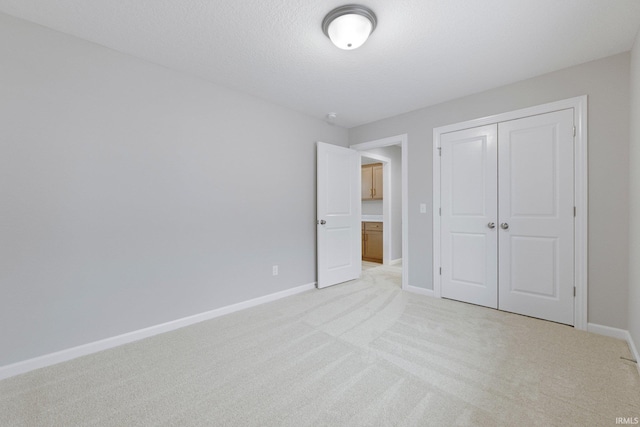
(1, 265), (639, 426)
(362, 261), (383, 271)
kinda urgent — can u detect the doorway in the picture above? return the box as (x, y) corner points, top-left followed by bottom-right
(360, 153), (390, 265)
(351, 134), (408, 290)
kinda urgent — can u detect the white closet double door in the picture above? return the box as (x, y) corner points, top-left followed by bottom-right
(440, 109), (575, 325)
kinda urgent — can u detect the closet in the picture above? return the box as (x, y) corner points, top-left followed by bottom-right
(438, 108), (575, 325)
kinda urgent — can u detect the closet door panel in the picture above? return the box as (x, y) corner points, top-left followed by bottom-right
(498, 109), (575, 325)
(440, 125), (498, 308)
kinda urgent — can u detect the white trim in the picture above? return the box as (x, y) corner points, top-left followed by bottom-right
(434, 96), (588, 134)
(351, 134), (409, 291)
(404, 285), (435, 298)
(588, 324), (640, 373)
(0, 282), (316, 381)
(433, 131), (442, 299)
(629, 334), (640, 376)
(389, 258), (402, 266)
(360, 152), (392, 264)
(587, 323), (630, 340)
(573, 97), (588, 331)
(630, 334), (640, 363)
(432, 96), (588, 330)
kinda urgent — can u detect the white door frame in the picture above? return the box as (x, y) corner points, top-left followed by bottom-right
(351, 134), (409, 290)
(360, 152), (392, 264)
(432, 96), (588, 330)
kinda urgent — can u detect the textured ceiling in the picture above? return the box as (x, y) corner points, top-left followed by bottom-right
(1, 0), (640, 128)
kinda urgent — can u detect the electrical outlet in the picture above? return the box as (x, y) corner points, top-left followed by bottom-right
(272, 265), (279, 276)
(420, 203), (427, 213)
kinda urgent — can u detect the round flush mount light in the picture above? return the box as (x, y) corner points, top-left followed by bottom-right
(322, 4), (377, 50)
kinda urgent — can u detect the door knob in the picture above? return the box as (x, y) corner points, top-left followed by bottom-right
(500, 222), (509, 230)
(487, 222), (496, 229)
(319, 219), (326, 225)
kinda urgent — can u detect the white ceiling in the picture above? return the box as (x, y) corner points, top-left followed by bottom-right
(1, 0), (640, 128)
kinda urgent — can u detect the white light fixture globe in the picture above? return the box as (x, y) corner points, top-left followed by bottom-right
(322, 5), (377, 50)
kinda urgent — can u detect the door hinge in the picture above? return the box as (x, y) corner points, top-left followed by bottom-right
(573, 126), (576, 137)
(574, 287), (576, 297)
(437, 147), (441, 156)
(439, 207), (441, 216)
(439, 267), (442, 275)
(574, 206), (576, 217)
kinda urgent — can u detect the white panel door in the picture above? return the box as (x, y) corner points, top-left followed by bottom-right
(317, 142), (361, 289)
(498, 109), (575, 325)
(440, 125), (498, 308)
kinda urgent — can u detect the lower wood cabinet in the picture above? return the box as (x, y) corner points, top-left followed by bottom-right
(362, 222), (383, 263)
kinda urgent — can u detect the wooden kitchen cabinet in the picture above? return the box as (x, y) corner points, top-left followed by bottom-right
(362, 221), (383, 263)
(361, 163), (383, 200)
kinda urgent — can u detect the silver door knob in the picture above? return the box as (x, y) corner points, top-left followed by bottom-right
(319, 219), (326, 225)
(500, 222), (509, 230)
(487, 222), (496, 229)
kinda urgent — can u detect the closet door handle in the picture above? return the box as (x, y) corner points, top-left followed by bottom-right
(500, 222), (509, 230)
(487, 222), (496, 229)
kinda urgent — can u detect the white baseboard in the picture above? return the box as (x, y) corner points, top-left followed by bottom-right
(404, 284), (435, 298)
(626, 332), (640, 376)
(588, 323), (640, 374)
(0, 282), (316, 381)
(587, 323), (629, 340)
(388, 258), (402, 266)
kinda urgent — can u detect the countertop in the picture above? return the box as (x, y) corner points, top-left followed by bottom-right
(361, 215), (383, 222)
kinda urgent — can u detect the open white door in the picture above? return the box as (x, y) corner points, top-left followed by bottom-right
(317, 142), (361, 289)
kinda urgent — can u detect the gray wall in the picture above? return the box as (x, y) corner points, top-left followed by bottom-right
(350, 53), (631, 329)
(361, 200), (383, 215)
(629, 31), (640, 353)
(0, 13), (348, 366)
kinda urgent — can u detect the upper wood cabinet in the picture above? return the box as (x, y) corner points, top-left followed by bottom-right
(361, 163), (383, 200)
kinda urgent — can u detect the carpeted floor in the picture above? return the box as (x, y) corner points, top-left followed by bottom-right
(1, 265), (639, 426)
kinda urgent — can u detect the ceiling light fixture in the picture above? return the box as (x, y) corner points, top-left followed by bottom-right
(322, 5), (377, 50)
